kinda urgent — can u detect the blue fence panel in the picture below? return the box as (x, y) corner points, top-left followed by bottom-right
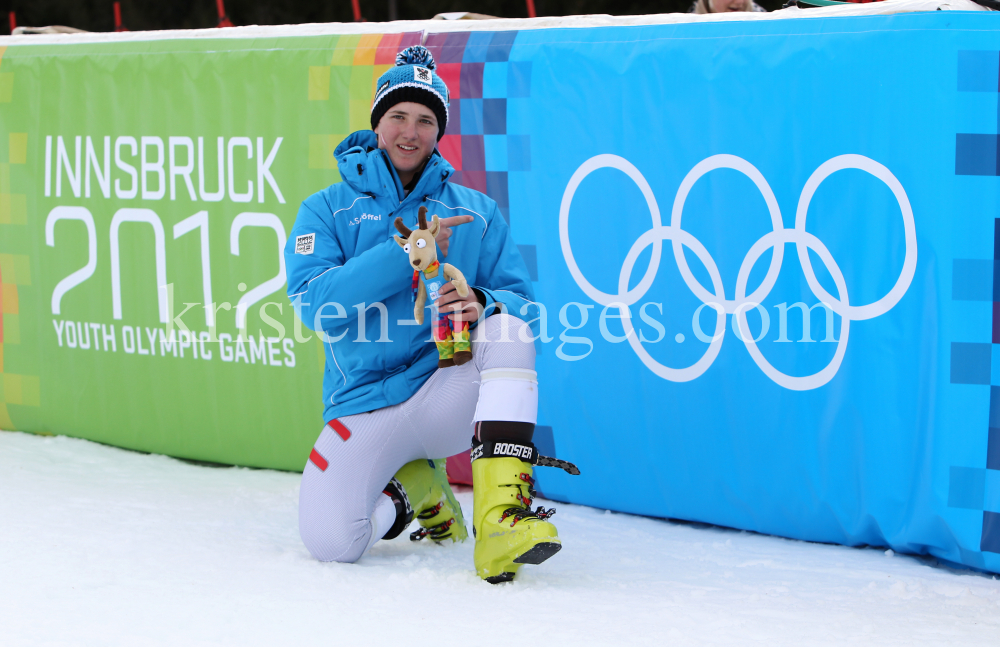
(483, 12), (1000, 574)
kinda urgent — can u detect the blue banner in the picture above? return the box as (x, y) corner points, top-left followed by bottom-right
(438, 12), (1000, 573)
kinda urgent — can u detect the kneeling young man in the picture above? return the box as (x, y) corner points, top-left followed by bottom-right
(284, 46), (572, 583)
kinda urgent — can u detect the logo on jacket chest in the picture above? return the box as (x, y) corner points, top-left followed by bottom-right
(349, 213), (382, 227)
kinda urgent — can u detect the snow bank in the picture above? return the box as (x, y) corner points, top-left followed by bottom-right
(1, 429), (998, 646)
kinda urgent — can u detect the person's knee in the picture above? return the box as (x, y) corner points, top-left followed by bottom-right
(473, 313), (536, 374)
(480, 312), (531, 342)
(479, 313), (532, 345)
(300, 514), (371, 563)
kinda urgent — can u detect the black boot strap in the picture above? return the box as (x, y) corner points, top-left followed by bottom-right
(471, 437), (580, 475)
(536, 455), (580, 475)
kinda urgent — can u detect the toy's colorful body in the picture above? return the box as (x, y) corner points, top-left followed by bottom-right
(412, 260), (471, 365)
(395, 206), (472, 368)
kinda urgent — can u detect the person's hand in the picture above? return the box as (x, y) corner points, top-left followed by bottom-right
(434, 283), (483, 323)
(435, 215), (474, 257)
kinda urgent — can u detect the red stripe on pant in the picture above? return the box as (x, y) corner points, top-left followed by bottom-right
(309, 419), (351, 471)
(309, 448), (329, 471)
(328, 419), (351, 441)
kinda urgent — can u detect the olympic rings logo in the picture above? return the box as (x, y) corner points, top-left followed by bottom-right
(558, 154), (917, 391)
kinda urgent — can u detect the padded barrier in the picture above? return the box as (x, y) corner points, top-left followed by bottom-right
(0, 8), (998, 572)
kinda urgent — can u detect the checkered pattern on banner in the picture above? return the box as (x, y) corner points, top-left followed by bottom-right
(949, 51), (1000, 561)
(424, 31), (536, 282)
(307, 32), (423, 172)
(955, 51), (1000, 176)
(0, 45), (40, 429)
(424, 32), (530, 222)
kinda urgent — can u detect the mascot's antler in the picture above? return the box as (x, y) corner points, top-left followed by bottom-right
(394, 218), (412, 238)
(418, 206), (429, 230)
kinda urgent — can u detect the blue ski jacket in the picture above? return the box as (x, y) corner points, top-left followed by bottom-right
(284, 131), (536, 423)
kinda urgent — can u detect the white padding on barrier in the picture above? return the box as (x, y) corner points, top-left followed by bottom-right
(0, 1), (987, 47)
(474, 369), (538, 424)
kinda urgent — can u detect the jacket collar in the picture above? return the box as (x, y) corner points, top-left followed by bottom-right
(335, 130), (454, 205)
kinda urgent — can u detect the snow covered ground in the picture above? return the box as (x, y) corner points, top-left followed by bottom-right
(1, 430), (998, 646)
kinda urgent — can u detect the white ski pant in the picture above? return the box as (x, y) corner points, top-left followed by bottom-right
(299, 314), (537, 563)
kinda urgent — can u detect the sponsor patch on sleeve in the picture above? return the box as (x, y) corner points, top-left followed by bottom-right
(295, 233), (315, 255)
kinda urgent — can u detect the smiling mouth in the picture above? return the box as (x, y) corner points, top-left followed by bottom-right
(398, 145), (418, 152)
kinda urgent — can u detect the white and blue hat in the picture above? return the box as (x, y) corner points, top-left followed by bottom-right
(370, 45), (450, 141)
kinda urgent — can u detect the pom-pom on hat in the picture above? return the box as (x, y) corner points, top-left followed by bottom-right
(371, 46), (450, 141)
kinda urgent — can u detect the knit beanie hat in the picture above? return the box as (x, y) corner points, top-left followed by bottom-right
(370, 46), (450, 141)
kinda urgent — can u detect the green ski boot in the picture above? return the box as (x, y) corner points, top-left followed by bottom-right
(472, 439), (571, 584)
(393, 458), (468, 543)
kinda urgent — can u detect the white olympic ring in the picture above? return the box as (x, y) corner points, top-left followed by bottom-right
(558, 153), (917, 391)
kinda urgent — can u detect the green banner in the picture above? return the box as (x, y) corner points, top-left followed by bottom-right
(0, 32), (424, 470)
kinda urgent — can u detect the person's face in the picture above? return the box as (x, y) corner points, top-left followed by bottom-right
(710, 0), (747, 10)
(374, 102), (439, 183)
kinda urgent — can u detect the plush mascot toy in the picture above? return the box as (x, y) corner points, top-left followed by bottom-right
(394, 206), (472, 368)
